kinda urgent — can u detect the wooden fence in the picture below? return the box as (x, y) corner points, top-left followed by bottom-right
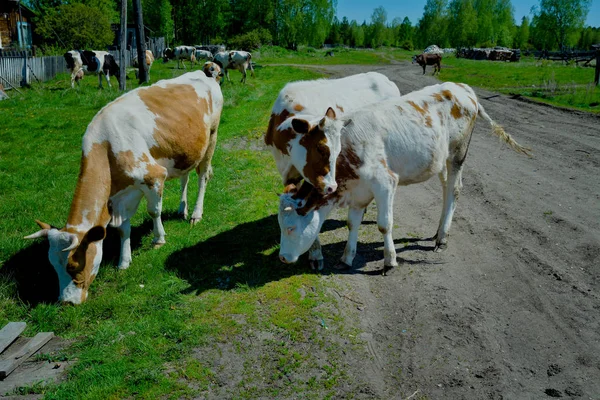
(0, 37), (165, 90)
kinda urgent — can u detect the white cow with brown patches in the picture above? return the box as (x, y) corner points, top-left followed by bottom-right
(24, 68), (224, 304)
(278, 82), (530, 271)
(264, 72), (400, 195)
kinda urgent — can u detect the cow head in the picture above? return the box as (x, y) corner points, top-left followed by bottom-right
(64, 50), (81, 71)
(202, 62), (224, 84)
(163, 48), (174, 62)
(278, 186), (323, 264)
(413, 54), (423, 65)
(284, 107), (341, 195)
(25, 220), (106, 304)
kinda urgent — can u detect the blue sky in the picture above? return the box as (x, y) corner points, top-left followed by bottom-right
(336, 0), (600, 27)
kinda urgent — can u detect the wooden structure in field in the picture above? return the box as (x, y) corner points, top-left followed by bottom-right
(0, 0), (37, 49)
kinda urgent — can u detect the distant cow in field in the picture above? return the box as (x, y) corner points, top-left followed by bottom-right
(264, 72), (400, 201)
(133, 50), (155, 80)
(24, 70), (224, 304)
(64, 50), (120, 88)
(277, 82), (530, 271)
(214, 50), (254, 83)
(413, 53), (442, 75)
(163, 46), (196, 69)
(195, 49), (213, 63)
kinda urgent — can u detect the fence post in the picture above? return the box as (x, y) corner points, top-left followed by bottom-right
(132, 0), (148, 83)
(119, 0), (127, 91)
(594, 45), (600, 86)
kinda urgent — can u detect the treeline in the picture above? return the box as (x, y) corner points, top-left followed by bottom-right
(24, 0), (599, 53)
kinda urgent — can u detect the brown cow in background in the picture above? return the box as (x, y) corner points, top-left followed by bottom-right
(413, 53), (442, 75)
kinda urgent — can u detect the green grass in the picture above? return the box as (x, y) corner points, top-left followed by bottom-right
(440, 55), (600, 113)
(256, 44), (393, 65)
(0, 61), (351, 398)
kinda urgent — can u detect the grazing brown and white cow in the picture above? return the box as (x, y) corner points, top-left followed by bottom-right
(202, 61), (224, 83)
(214, 51), (254, 83)
(24, 70), (224, 304)
(278, 82), (530, 270)
(133, 50), (155, 80)
(413, 53), (442, 75)
(264, 72), (401, 195)
(64, 50), (120, 88)
(163, 46), (197, 69)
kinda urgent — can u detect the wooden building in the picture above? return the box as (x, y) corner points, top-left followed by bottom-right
(0, 0), (36, 49)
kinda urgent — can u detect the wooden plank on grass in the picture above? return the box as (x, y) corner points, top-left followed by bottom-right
(0, 332), (54, 379)
(0, 322), (27, 354)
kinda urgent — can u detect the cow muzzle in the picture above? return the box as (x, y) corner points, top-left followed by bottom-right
(279, 253), (298, 264)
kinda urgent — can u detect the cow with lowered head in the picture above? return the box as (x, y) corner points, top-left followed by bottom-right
(64, 50), (120, 89)
(24, 66), (224, 304)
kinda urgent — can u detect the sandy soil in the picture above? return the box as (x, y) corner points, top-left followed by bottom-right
(308, 62), (600, 399)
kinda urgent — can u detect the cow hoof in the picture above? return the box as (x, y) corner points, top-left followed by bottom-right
(178, 207), (188, 220)
(434, 243), (447, 252)
(118, 262), (130, 270)
(309, 259), (324, 271)
(190, 217), (202, 226)
(333, 261), (351, 271)
(152, 240), (166, 249)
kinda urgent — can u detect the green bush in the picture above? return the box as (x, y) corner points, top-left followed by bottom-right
(228, 28), (273, 51)
(35, 3), (114, 50)
(401, 40), (414, 51)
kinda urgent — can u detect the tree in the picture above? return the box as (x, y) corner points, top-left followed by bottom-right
(35, 3), (114, 49)
(533, 0), (591, 50)
(369, 6), (387, 47)
(416, 0), (448, 48)
(447, 0), (478, 47)
(514, 16), (530, 49)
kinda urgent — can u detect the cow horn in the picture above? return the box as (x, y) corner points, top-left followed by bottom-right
(62, 235), (79, 252)
(24, 229), (49, 240)
(283, 206), (293, 212)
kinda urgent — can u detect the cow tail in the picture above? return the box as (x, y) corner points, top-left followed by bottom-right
(248, 53), (255, 75)
(478, 103), (531, 156)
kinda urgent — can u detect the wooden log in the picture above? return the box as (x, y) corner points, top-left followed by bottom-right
(0, 322), (26, 354)
(0, 332), (54, 379)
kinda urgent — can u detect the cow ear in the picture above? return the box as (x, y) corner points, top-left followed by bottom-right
(291, 119), (310, 134)
(35, 220), (53, 230)
(325, 107), (336, 120)
(84, 226), (106, 243)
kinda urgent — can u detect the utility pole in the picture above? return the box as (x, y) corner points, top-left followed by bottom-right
(132, 0), (148, 84)
(17, 0), (28, 87)
(593, 44), (600, 86)
(119, 0), (127, 91)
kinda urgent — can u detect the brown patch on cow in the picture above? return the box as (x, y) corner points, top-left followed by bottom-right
(408, 101), (427, 116)
(336, 104), (344, 113)
(425, 115), (433, 127)
(441, 90), (453, 101)
(293, 104), (305, 112)
(438, 111), (444, 125)
(456, 83), (466, 89)
(378, 226), (388, 234)
(264, 110), (297, 155)
(299, 126), (330, 191)
(67, 142), (112, 230)
(469, 97), (477, 108)
(140, 84), (210, 172)
(432, 92), (444, 102)
(451, 103), (463, 119)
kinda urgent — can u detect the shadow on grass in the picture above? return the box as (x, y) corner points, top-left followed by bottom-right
(165, 214), (435, 295)
(0, 212), (182, 306)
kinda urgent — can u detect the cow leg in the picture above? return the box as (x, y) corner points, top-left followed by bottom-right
(338, 207), (365, 269)
(140, 167), (169, 247)
(104, 71), (112, 88)
(373, 177), (397, 269)
(190, 130), (218, 225)
(422, 65), (426, 75)
(178, 172), (190, 219)
(240, 66), (246, 83)
(308, 237), (324, 271)
(110, 188), (144, 269)
(435, 161), (463, 251)
(97, 73), (103, 88)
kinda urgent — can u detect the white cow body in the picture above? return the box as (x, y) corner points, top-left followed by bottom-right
(214, 50), (254, 83)
(25, 70), (224, 304)
(195, 49), (213, 63)
(278, 82), (530, 270)
(264, 72), (401, 194)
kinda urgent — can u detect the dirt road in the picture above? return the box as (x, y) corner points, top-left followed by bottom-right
(310, 63), (600, 399)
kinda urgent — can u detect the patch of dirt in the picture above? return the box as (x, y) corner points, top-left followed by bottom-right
(309, 62), (600, 398)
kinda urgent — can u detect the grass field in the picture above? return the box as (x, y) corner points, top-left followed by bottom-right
(0, 62), (358, 398)
(439, 55), (600, 113)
